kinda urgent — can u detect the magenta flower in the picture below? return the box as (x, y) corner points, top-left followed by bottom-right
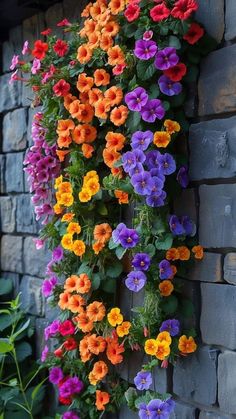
(52, 246), (64, 262)
(22, 40), (30, 55)
(10, 55), (19, 71)
(134, 39), (158, 60)
(31, 58), (41, 74)
(63, 412), (80, 419)
(154, 47), (179, 70)
(125, 87), (148, 111)
(158, 75), (182, 96)
(59, 377), (84, 398)
(143, 30), (153, 40)
(125, 270), (147, 292)
(41, 345), (49, 362)
(141, 99), (165, 122)
(49, 367), (64, 384)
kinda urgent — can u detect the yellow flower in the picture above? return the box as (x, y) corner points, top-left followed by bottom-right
(58, 181), (73, 194)
(144, 339), (158, 356)
(84, 170), (99, 184)
(153, 131), (171, 148)
(53, 203), (63, 215)
(107, 308), (123, 327)
(79, 188), (92, 202)
(157, 331), (172, 346)
(67, 222), (81, 235)
(164, 119), (180, 134)
(54, 175), (63, 190)
(61, 234), (73, 250)
(86, 178), (100, 196)
(73, 240), (86, 257)
(116, 321), (131, 337)
(60, 193), (74, 207)
(155, 340), (171, 360)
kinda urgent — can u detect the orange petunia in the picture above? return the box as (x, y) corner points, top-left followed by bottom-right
(96, 390), (110, 411)
(78, 189), (92, 202)
(57, 119), (75, 137)
(110, 105), (128, 126)
(64, 93), (77, 111)
(90, 2), (107, 20)
(107, 45), (125, 66)
(104, 86), (123, 106)
(114, 189), (129, 204)
(58, 292), (70, 310)
(105, 132), (125, 150)
(76, 273), (91, 294)
(73, 240), (86, 257)
(75, 311), (94, 333)
(77, 43), (93, 64)
(88, 31), (101, 49)
(72, 125), (85, 144)
(81, 3), (92, 18)
(166, 247), (179, 261)
(94, 223), (112, 243)
(91, 360), (108, 380)
(155, 340), (171, 360)
(87, 334), (106, 355)
(178, 246), (190, 261)
(94, 69), (110, 86)
(67, 222), (81, 234)
(79, 91), (90, 104)
(79, 335), (92, 362)
(83, 18), (97, 35)
(64, 275), (79, 292)
(60, 193), (74, 207)
(82, 143), (94, 158)
(100, 33), (114, 51)
(86, 301), (106, 322)
(178, 335), (197, 354)
(68, 294), (86, 313)
(159, 280), (174, 297)
(58, 182), (72, 194)
(106, 340), (124, 365)
(116, 321), (131, 337)
(53, 203), (63, 214)
(102, 20), (120, 37)
(153, 131), (171, 148)
(109, 0), (126, 14)
(56, 150), (70, 162)
(69, 100), (81, 119)
(92, 241), (105, 254)
(164, 119), (181, 134)
(77, 73), (94, 93)
(57, 135), (72, 149)
(103, 148), (120, 168)
(192, 245), (204, 259)
(94, 99), (110, 119)
(88, 88), (104, 106)
(111, 166), (123, 178)
(61, 213), (74, 223)
(170, 265), (177, 279)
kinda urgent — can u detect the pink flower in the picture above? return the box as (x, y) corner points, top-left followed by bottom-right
(57, 18), (71, 27)
(33, 238), (45, 249)
(22, 40), (30, 55)
(112, 63), (126, 75)
(31, 58), (41, 74)
(143, 30), (153, 40)
(124, 3), (140, 22)
(10, 55), (19, 71)
(9, 69), (19, 84)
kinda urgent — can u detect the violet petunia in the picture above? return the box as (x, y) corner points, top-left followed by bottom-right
(132, 253), (151, 271)
(146, 190), (166, 207)
(160, 319), (180, 336)
(131, 171), (155, 196)
(147, 398), (171, 418)
(154, 47), (179, 70)
(159, 259), (173, 280)
(52, 246), (64, 262)
(49, 367), (64, 384)
(59, 377), (84, 398)
(63, 412), (80, 419)
(177, 166), (189, 188)
(119, 227), (140, 248)
(169, 215), (185, 235)
(125, 87), (148, 112)
(125, 270), (147, 292)
(138, 403), (151, 419)
(131, 130), (153, 151)
(158, 75), (182, 96)
(112, 222), (126, 244)
(134, 371), (152, 390)
(181, 215), (195, 236)
(158, 153), (176, 175)
(129, 162), (145, 177)
(122, 149), (146, 174)
(134, 39), (158, 60)
(41, 345), (49, 362)
(141, 99), (165, 123)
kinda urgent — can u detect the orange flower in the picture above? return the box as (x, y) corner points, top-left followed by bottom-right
(76, 273), (91, 294)
(105, 132), (125, 150)
(79, 335), (92, 362)
(104, 86), (123, 106)
(77, 73), (94, 93)
(56, 150), (70, 162)
(144, 339), (158, 356)
(102, 20), (120, 37)
(69, 100), (81, 119)
(114, 190), (129, 204)
(96, 390), (110, 411)
(72, 125), (85, 144)
(82, 143), (94, 158)
(58, 292), (70, 310)
(67, 222), (81, 234)
(155, 340), (171, 360)
(68, 294), (86, 313)
(87, 301), (106, 322)
(86, 178), (100, 195)
(88, 372), (98, 385)
(178, 335), (197, 354)
(192, 245), (204, 259)
(94, 223), (112, 243)
(153, 131), (171, 148)
(64, 275), (79, 292)
(81, 124), (97, 143)
(164, 119), (181, 134)
(110, 105), (128, 126)
(88, 31), (101, 49)
(73, 240), (86, 256)
(87, 334), (106, 355)
(57, 119), (75, 137)
(57, 135), (72, 149)
(109, 0), (126, 14)
(64, 93), (78, 111)
(83, 19), (97, 36)
(77, 43), (93, 64)
(53, 203), (63, 214)
(103, 148), (120, 168)
(61, 213), (74, 222)
(178, 246), (190, 261)
(94, 69), (110, 87)
(111, 166), (123, 178)
(79, 91), (90, 103)
(116, 321), (131, 337)
(94, 99), (111, 119)
(90, 2), (107, 20)
(166, 248), (180, 261)
(93, 241), (105, 254)
(107, 46), (125, 66)
(78, 189), (92, 202)
(91, 360), (108, 380)
(77, 103), (94, 123)
(81, 3), (92, 18)
(170, 265), (177, 279)
(100, 33), (114, 51)
(60, 193), (74, 207)
(106, 340), (124, 365)
(76, 312), (94, 333)
(88, 88), (104, 106)
(58, 182), (72, 194)
(157, 331), (172, 345)
(159, 280), (174, 297)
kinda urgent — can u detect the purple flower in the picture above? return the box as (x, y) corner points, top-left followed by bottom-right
(125, 270), (147, 292)
(134, 39), (158, 60)
(146, 151), (162, 170)
(49, 367), (64, 384)
(112, 223), (126, 244)
(22, 40), (30, 55)
(119, 227), (140, 248)
(41, 345), (49, 362)
(160, 319), (180, 336)
(138, 403), (151, 419)
(122, 150), (146, 174)
(147, 399), (171, 418)
(31, 58), (41, 74)
(131, 130), (153, 151)
(129, 163), (145, 177)
(50, 319), (61, 335)
(154, 47), (179, 70)
(10, 54), (19, 71)
(134, 371), (152, 390)
(125, 87), (148, 112)
(165, 398), (175, 414)
(52, 246), (64, 262)
(141, 99), (165, 123)
(132, 253), (151, 271)
(59, 377), (84, 398)
(131, 171), (155, 196)
(42, 279), (55, 297)
(143, 30), (153, 40)
(158, 153), (176, 175)
(33, 238), (45, 249)
(63, 412), (80, 419)
(177, 166), (189, 188)
(146, 190), (166, 207)
(158, 75), (182, 96)
(159, 260), (173, 280)
(151, 176), (165, 194)
(169, 215), (185, 235)
(181, 215), (194, 236)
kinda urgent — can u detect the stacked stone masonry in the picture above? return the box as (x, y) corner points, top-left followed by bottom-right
(1, 0), (236, 418)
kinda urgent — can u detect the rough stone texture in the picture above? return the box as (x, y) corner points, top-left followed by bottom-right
(3, 109), (27, 152)
(170, 402), (196, 419)
(16, 194), (38, 234)
(179, 279), (200, 331)
(196, 0), (224, 43)
(0, 73), (21, 112)
(5, 152), (24, 193)
(201, 283), (236, 349)
(2, 25), (22, 73)
(0, 196), (16, 233)
(200, 412), (236, 419)
(45, 3), (64, 37)
(119, 405), (138, 419)
(199, 184), (236, 248)
(20, 275), (44, 316)
(0, 155), (5, 193)
(2, 41), (14, 74)
(22, 13), (45, 47)
(173, 346), (218, 405)
(22, 82), (34, 107)
(24, 236), (50, 278)
(199, 45), (236, 116)
(189, 117), (236, 181)
(225, 0), (236, 41)
(224, 253), (236, 285)
(186, 253), (222, 283)
(152, 366), (168, 394)
(218, 351), (236, 414)
(1, 235), (23, 273)
(174, 188), (197, 223)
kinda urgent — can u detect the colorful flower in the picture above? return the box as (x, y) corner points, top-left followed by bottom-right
(134, 371), (152, 391)
(155, 47), (179, 70)
(134, 39), (158, 60)
(125, 87), (148, 112)
(141, 99), (165, 122)
(125, 270), (147, 292)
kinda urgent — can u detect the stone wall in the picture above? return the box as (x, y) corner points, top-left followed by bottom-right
(1, 1), (236, 418)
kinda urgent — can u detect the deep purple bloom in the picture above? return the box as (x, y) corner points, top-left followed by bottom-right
(41, 345), (49, 362)
(141, 99), (165, 123)
(160, 319), (180, 336)
(146, 190), (166, 207)
(119, 227), (140, 248)
(131, 130), (153, 151)
(49, 367), (64, 384)
(177, 166), (189, 188)
(42, 279), (55, 297)
(129, 163), (145, 177)
(169, 215), (185, 235)
(134, 39), (158, 60)
(59, 377), (84, 398)
(181, 215), (194, 236)
(52, 246), (64, 262)
(63, 412), (80, 419)
(139, 403), (151, 419)
(158, 75), (182, 96)
(132, 253), (151, 271)
(134, 371), (152, 390)
(112, 223), (126, 244)
(154, 47), (179, 70)
(125, 270), (147, 292)
(146, 151), (162, 170)
(122, 150), (146, 174)
(131, 171), (155, 196)
(159, 259), (173, 280)
(148, 399), (171, 418)
(151, 176), (165, 194)
(125, 87), (148, 112)
(158, 153), (176, 175)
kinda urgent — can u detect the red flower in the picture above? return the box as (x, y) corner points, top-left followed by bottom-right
(57, 18), (71, 27)
(59, 320), (75, 336)
(58, 396), (72, 405)
(41, 28), (52, 36)
(171, 0), (198, 20)
(32, 40), (48, 60)
(124, 3), (140, 22)
(53, 79), (70, 97)
(164, 62), (187, 81)
(54, 348), (64, 358)
(63, 337), (77, 351)
(150, 4), (171, 22)
(183, 22), (204, 44)
(53, 39), (69, 57)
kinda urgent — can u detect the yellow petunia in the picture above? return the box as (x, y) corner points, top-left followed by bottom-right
(61, 233), (73, 250)
(107, 308), (123, 327)
(144, 339), (158, 356)
(116, 321), (131, 337)
(78, 188), (92, 202)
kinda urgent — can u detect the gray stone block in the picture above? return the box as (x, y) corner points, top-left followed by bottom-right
(201, 283), (236, 349)
(22, 13), (45, 47)
(45, 3), (64, 37)
(0, 73), (21, 112)
(16, 194), (38, 234)
(186, 253), (222, 283)
(152, 365), (168, 394)
(3, 109), (27, 152)
(119, 405), (138, 419)
(0, 155), (5, 193)
(0, 196), (16, 233)
(19, 275), (44, 316)
(1, 235), (23, 273)
(6, 152), (24, 193)
(2, 41), (14, 74)
(225, 0), (236, 41)
(174, 188), (197, 223)
(189, 117), (236, 181)
(199, 184), (236, 248)
(24, 236), (50, 278)
(1, 272), (20, 297)
(22, 82), (34, 107)
(224, 253), (236, 285)
(173, 345), (218, 405)
(199, 45), (236, 116)
(2, 26), (23, 73)
(200, 412), (236, 419)
(9, 25), (23, 55)
(63, 0), (88, 22)
(170, 402), (196, 419)
(218, 351), (236, 414)
(195, 0), (224, 43)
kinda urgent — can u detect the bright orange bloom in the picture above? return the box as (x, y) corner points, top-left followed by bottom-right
(111, 166), (123, 178)
(58, 182), (72, 194)
(107, 45), (125, 66)
(110, 105), (128, 126)
(92, 241), (105, 254)
(192, 245), (204, 259)
(88, 88), (104, 106)
(155, 340), (171, 360)
(67, 222), (81, 234)
(159, 280), (174, 297)
(109, 0), (126, 14)
(64, 275), (79, 292)
(57, 119), (75, 137)
(94, 99), (110, 119)
(87, 334), (106, 355)
(83, 18), (96, 35)
(96, 390), (110, 411)
(153, 131), (171, 148)
(88, 372), (98, 385)
(61, 213), (74, 222)
(77, 73), (94, 93)
(82, 143), (94, 158)
(88, 31), (101, 49)
(79, 335), (91, 362)
(116, 321), (131, 337)
(61, 233), (73, 250)
(79, 91), (90, 104)
(144, 339), (158, 356)
(73, 240), (86, 256)
(81, 2), (92, 17)
(77, 103), (94, 123)
(94, 69), (110, 86)
(170, 265), (177, 279)
(102, 20), (120, 37)
(94, 223), (112, 243)
(81, 124), (97, 143)
(178, 335), (197, 354)
(157, 331), (172, 345)
(86, 178), (100, 195)
(53, 203), (63, 214)
(178, 246), (191, 261)
(57, 135), (72, 149)
(58, 292), (70, 310)
(87, 301), (106, 322)
(64, 93), (77, 111)
(76, 273), (91, 294)
(91, 360), (108, 380)
(56, 150), (70, 162)
(69, 100), (81, 119)
(114, 190), (129, 204)
(77, 43), (93, 64)
(103, 148), (120, 168)
(60, 193), (74, 207)
(106, 340), (124, 364)
(164, 119), (181, 134)
(78, 188), (92, 202)
(105, 132), (125, 150)
(84, 170), (99, 183)
(68, 294), (86, 313)
(90, 2), (107, 20)
(72, 125), (85, 144)
(100, 33), (114, 51)
(76, 312), (94, 333)
(107, 307), (123, 327)
(104, 86), (123, 106)
(166, 248), (180, 261)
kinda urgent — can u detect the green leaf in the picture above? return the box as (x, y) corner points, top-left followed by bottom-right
(108, 238), (119, 250)
(152, 218), (166, 234)
(168, 35), (181, 49)
(125, 387), (138, 410)
(15, 342), (32, 362)
(96, 202), (108, 216)
(0, 339), (13, 353)
(12, 318), (31, 340)
(31, 378), (47, 402)
(77, 263), (92, 276)
(126, 111), (141, 132)
(179, 299), (194, 318)
(145, 244), (156, 258)
(161, 295), (178, 314)
(155, 234), (173, 250)
(115, 246), (127, 260)
(106, 261), (123, 278)
(137, 59), (156, 81)
(0, 313), (14, 331)
(0, 278), (13, 295)
(169, 91), (186, 108)
(91, 273), (101, 290)
(148, 84), (160, 100)
(101, 278), (116, 294)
